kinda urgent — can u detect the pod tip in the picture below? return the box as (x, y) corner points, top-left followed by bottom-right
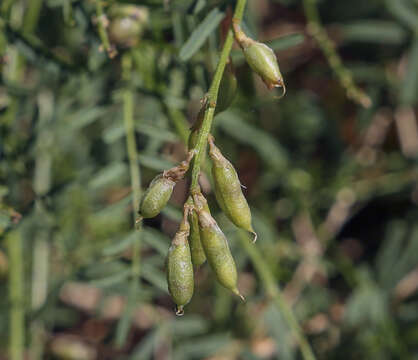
(251, 230), (258, 243)
(233, 288), (245, 302)
(175, 305), (185, 316)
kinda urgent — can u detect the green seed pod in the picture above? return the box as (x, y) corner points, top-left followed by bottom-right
(139, 151), (195, 219)
(166, 208), (194, 316)
(139, 175), (175, 219)
(233, 21), (285, 95)
(186, 196), (208, 268)
(193, 193), (244, 300)
(108, 5), (149, 48)
(208, 136), (257, 242)
(215, 61), (237, 115)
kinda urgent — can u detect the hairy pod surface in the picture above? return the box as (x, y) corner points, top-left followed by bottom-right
(233, 21), (285, 93)
(193, 194), (244, 300)
(208, 136), (257, 242)
(139, 151), (195, 219)
(139, 175), (175, 219)
(166, 209), (194, 315)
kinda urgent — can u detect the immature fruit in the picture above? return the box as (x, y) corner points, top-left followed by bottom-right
(139, 175), (175, 219)
(215, 62), (237, 115)
(166, 208), (194, 315)
(188, 107), (205, 151)
(208, 136), (257, 242)
(233, 21), (285, 94)
(139, 151), (195, 219)
(187, 197), (207, 267)
(193, 193), (244, 300)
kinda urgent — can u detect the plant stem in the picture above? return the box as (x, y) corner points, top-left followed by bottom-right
(237, 230), (316, 360)
(95, 0), (117, 58)
(7, 230), (24, 360)
(189, 0), (247, 191)
(187, 2), (317, 359)
(302, 0), (371, 108)
(115, 52), (142, 346)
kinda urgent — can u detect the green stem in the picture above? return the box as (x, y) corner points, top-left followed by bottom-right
(95, 0), (117, 58)
(189, 0), (247, 191)
(115, 52), (142, 346)
(7, 230), (25, 360)
(237, 231), (316, 360)
(302, 0), (371, 108)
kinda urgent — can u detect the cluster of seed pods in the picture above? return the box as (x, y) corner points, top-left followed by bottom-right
(138, 138), (253, 315)
(137, 22), (284, 315)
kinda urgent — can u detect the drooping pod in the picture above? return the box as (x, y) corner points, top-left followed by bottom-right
(193, 192), (244, 300)
(139, 151), (195, 219)
(208, 135), (257, 242)
(166, 207), (194, 316)
(139, 175), (175, 219)
(232, 20), (285, 96)
(188, 107), (205, 151)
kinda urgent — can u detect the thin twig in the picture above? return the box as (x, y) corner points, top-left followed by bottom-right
(189, 0), (247, 191)
(303, 0), (371, 108)
(95, 0), (117, 58)
(7, 230), (24, 360)
(238, 230), (316, 360)
(115, 52), (142, 346)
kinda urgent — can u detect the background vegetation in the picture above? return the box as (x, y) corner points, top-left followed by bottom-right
(1, 0), (418, 359)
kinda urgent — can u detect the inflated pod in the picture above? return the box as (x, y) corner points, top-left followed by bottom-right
(208, 136), (257, 242)
(140, 175), (175, 219)
(193, 193), (244, 300)
(187, 197), (207, 267)
(166, 208), (194, 315)
(139, 151), (195, 219)
(233, 20), (285, 95)
(188, 107), (205, 151)
(215, 61), (237, 115)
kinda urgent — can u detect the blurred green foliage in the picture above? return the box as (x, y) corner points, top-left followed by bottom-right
(1, 0), (418, 359)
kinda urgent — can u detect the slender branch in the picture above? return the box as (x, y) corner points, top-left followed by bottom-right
(7, 230), (24, 360)
(237, 230), (316, 360)
(115, 52), (142, 346)
(189, 0), (247, 191)
(303, 0), (371, 108)
(95, 0), (117, 58)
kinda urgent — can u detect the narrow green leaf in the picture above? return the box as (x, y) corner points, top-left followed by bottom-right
(339, 21), (407, 44)
(179, 8), (224, 61)
(400, 36), (418, 106)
